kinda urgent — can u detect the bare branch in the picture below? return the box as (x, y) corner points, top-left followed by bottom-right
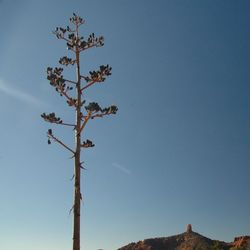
(49, 120), (75, 127)
(79, 44), (95, 52)
(69, 205), (74, 215)
(64, 79), (77, 85)
(80, 75), (88, 81)
(79, 111), (91, 133)
(90, 113), (107, 119)
(80, 165), (86, 170)
(41, 112), (75, 127)
(58, 87), (77, 107)
(48, 131), (75, 155)
(61, 36), (72, 44)
(90, 109), (118, 120)
(81, 80), (97, 92)
(56, 121), (76, 127)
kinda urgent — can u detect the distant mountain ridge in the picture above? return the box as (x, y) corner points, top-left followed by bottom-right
(118, 225), (250, 250)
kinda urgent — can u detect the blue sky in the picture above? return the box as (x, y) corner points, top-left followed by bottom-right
(0, 1), (249, 250)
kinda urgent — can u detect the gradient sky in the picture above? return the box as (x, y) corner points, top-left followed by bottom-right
(0, 1), (249, 250)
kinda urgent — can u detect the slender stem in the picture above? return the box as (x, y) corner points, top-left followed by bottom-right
(80, 80), (97, 92)
(73, 22), (82, 250)
(59, 36), (71, 44)
(79, 43), (98, 52)
(52, 32), (73, 44)
(90, 112), (113, 119)
(79, 111), (91, 133)
(61, 89), (73, 101)
(80, 71), (107, 92)
(80, 75), (88, 80)
(57, 86), (76, 107)
(48, 134), (75, 154)
(44, 119), (75, 127)
(64, 79), (77, 85)
(55, 121), (76, 127)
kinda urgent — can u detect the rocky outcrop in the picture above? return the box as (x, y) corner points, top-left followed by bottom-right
(229, 236), (250, 248)
(118, 225), (250, 250)
(186, 224), (192, 233)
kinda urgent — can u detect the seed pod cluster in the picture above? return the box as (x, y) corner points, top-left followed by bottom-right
(70, 13), (85, 25)
(85, 64), (112, 83)
(81, 139), (95, 148)
(59, 56), (76, 66)
(47, 67), (66, 93)
(41, 112), (63, 124)
(85, 102), (118, 115)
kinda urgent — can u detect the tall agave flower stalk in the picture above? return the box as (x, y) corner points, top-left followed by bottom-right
(41, 13), (118, 250)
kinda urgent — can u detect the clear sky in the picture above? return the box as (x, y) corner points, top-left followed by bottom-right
(0, 1), (249, 250)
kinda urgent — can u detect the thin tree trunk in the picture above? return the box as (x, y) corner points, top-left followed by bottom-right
(73, 29), (82, 250)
